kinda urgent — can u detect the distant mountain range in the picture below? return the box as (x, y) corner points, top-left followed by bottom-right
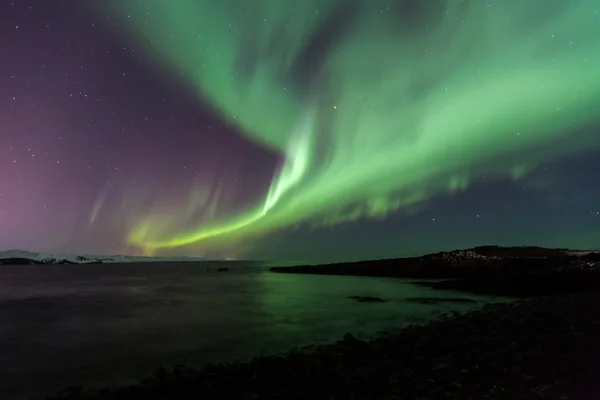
(0, 250), (206, 265)
(1, 246), (598, 267)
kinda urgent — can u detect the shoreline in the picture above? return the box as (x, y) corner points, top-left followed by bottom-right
(46, 291), (600, 399)
(25, 248), (600, 399)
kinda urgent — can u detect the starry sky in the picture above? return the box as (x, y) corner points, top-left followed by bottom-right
(1, 0), (599, 262)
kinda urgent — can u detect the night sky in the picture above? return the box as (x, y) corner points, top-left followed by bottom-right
(1, 0), (599, 262)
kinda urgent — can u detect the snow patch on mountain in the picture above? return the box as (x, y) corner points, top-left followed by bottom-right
(423, 250), (501, 263)
(565, 250), (600, 256)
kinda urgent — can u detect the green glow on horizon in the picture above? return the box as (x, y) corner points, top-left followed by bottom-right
(107, 0), (600, 254)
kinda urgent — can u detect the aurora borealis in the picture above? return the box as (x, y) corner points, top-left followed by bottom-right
(1, 0), (600, 261)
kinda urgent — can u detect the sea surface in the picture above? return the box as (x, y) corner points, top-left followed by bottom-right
(0, 262), (508, 399)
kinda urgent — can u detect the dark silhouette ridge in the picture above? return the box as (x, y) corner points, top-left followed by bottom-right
(347, 295), (386, 303)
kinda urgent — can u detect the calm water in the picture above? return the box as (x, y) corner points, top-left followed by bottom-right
(0, 262), (507, 399)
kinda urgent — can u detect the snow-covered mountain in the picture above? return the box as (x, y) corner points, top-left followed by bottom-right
(421, 246), (600, 263)
(0, 249), (206, 264)
(420, 247), (600, 272)
(421, 249), (502, 263)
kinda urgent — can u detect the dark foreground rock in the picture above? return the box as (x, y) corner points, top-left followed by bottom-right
(46, 292), (600, 400)
(347, 296), (387, 302)
(404, 297), (477, 304)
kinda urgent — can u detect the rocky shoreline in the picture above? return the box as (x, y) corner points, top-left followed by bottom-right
(46, 290), (600, 400)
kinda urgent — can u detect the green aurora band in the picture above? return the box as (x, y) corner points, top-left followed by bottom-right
(108, 0), (600, 255)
